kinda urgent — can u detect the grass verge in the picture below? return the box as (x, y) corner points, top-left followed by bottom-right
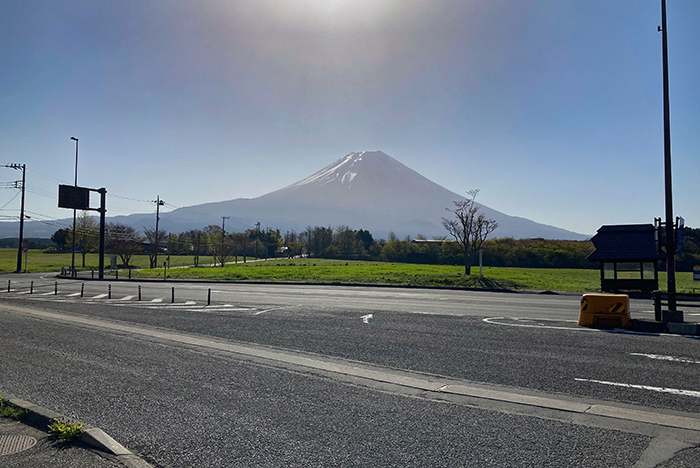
(0, 395), (27, 420)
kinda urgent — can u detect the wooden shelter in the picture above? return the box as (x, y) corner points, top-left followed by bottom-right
(587, 224), (665, 293)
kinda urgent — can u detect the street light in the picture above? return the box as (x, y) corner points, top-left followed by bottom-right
(70, 137), (78, 277)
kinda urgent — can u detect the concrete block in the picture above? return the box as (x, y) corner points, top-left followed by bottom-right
(666, 322), (700, 336)
(662, 309), (684, 323)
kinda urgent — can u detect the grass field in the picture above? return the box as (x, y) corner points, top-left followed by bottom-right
(3, 249), (696, 293)
(0, 249), (217, 273)
(134, 257), (698, 293)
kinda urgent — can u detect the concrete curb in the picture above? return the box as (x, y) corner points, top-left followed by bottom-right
(0, 390), (153, 468)
(56, 272), (585, 296)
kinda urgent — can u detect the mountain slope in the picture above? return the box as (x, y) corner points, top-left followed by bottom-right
(4, 151), (589, 240)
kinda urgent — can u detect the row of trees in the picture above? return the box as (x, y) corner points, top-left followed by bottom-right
(49, 208), (700, 272)
(50, 212), (287, 268)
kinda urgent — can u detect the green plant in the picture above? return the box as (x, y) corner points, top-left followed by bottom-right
(48, 417), (84, 442)
(0, 395), (27, 420)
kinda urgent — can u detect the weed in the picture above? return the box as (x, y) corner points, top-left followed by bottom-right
(48, 416), (84, 442)
(0, 395), (27, 420)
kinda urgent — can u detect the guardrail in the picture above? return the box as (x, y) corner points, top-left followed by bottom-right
(652, 291), (700, 321)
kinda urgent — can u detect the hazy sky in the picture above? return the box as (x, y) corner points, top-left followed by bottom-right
(1, 0), (698, 237)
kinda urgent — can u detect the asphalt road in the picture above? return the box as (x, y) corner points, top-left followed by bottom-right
(1, 274), (699, 467)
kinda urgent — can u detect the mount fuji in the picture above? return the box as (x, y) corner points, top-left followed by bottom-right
(160, 150), (586, 240)
(8, 151), (589, 240)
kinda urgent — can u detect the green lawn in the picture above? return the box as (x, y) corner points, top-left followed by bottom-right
(0, 249), (215, 273)
(3, 249), (696, 293)
(134, 257), (697, 293)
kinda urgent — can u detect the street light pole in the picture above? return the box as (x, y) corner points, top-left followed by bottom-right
(660, 0), (676, 311)
(70, 137), (79, 277)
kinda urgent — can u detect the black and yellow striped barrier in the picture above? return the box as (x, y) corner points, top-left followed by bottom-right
(579, 294), (630, 329)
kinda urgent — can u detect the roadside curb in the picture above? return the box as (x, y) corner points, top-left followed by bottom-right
(55, 273), (586, 296)
(0, 390), (153, 468)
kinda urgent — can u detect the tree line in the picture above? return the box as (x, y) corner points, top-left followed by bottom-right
(47, 213), (700, 272)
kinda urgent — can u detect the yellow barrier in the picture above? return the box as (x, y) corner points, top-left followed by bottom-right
(579, 294), (630, 329)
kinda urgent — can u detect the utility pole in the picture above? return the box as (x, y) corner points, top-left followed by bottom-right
(660, 0), (676, 311)
(6, 164), (26, 273)
(70, 137), (78, 277)
(221, 216), (229, 243)
(153, 196), (165, 268)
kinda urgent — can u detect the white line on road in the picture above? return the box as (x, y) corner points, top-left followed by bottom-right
(120, 296), (134, 301)
(16, 291), (32, 295)
(40, 292), (55, 296)
(254, 306), (293, 315)
(361, 314), (373, 323)
(575, 378), (700, 398)
(150, 298), (163, 303)
(630, 353), (700, 365)
(67, 292), (81, 297)
(92, 294), (108, 299)
(483, 317), (589, 331)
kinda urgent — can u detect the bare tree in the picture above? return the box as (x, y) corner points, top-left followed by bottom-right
(68, 211), (99, 267)
(143, 228), (168, 268)
(106, 223), (143, 268)
(442, 189), (498, 275)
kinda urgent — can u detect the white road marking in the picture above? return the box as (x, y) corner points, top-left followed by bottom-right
(67, 292), (81, 297)
(92, 294), (108, 299)
(630, 353), (700, 365)
(575, 378), (700, 398)
(16, 291), (32, 295)
(120, 296), (134, 301)
(483, 317), (589, 331)
(183, 301), (196, 305)
(40, 292), (56, 296)
(361, 314), (373, 323)
(150, 298), (163, 303)
(254, 306), (293, 315)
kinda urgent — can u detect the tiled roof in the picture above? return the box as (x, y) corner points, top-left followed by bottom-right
(586, 224), (665, 261)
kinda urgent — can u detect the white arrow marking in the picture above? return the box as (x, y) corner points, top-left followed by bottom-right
(361, 314), (373, 323)
(630, 353), (700, 365)
(575, 378), (700, 398)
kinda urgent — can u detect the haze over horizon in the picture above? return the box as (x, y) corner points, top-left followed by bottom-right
(1, 1), (698, 236)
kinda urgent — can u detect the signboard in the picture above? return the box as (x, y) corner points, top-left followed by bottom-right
(694, 265), (700, 282)
(58, 185), (90, 210)
(677, 217), (685, 255)
(22, 239), (29, 253)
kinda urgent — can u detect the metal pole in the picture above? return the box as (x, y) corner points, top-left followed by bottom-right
(660, 0), (676, 311)
(207, 288), (211, 306)
(108, 284), (111, 299)
(81, 283), (84, 297)
(138, 285), (141, 301)
(70, 137), (78, 277)
(7, 280), (10, 292)
(30, 281), (33, 294)
(171, 287), (175, 303)
(98, 188), (106, 279)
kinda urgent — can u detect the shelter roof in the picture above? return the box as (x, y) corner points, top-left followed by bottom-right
(586, 224), (665, 261)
